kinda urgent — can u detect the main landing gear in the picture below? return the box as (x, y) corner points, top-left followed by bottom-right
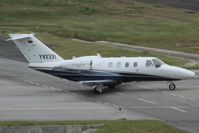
(168, 81), (176, 91)
(93, 84), (115, 94)
(93, 84), (104, 94)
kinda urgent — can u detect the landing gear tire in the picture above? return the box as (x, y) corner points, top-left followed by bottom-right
(94, 88), (103, 94)
(93, 85), (104, 94)
(169, 82), (176, 91)
(98, 89), (103, 94)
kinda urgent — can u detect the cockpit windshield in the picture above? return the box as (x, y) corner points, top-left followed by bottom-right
(152, 58), (165, 68)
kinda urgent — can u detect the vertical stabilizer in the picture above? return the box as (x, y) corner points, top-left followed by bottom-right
(9, 34), (64, 63)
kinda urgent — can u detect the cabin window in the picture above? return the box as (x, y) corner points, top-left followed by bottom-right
(134, 62), (138, 67)
(125, 62), (129, 67)
(146, 60), (153, 67)
(117, 62), (121, 68)
(108, 62), (113, 67)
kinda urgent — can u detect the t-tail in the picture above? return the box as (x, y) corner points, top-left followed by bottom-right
(8, 33), (64, 63)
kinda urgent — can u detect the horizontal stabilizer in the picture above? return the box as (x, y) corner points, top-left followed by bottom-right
(7, 33), (34, 41)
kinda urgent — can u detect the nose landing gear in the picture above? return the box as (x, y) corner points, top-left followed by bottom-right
(169, 82), (176, 90)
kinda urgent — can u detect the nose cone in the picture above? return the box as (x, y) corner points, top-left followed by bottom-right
(165, 65), (195, 80)
(183, 69), (195, 79)
(177, 67), (195, 79)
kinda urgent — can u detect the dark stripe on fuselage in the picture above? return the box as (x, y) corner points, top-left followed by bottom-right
(30, 67), (180, 82)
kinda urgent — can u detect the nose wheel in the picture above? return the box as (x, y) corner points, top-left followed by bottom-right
(169, 82), (176, 90)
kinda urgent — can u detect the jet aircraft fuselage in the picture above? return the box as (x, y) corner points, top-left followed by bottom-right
(9, 34), (195, 93)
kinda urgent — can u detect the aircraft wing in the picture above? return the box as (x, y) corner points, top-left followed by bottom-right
(50, 68), (123, 87)
(79, 79), (118, 87)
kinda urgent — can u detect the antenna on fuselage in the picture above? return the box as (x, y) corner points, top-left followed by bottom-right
(89, 60), (93, 70)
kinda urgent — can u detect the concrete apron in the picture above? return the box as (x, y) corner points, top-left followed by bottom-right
(0, 124), (104, 133)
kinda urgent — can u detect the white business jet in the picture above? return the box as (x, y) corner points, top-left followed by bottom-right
(8, 34), (195, 93)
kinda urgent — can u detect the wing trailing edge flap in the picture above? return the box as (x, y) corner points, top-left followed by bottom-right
(79, 80), (118, 87)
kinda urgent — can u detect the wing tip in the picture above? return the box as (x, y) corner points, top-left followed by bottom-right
(7, 33), (35, 41)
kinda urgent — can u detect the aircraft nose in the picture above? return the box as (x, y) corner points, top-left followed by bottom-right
(164, 65), (195, 80)
(179, 68), (195, 79)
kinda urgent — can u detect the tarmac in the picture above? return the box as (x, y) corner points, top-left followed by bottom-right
(0, 37), (199, 133)
(0, 58), (148, 120)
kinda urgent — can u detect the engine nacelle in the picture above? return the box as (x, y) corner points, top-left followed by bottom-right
(60, 58), (92, 70)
